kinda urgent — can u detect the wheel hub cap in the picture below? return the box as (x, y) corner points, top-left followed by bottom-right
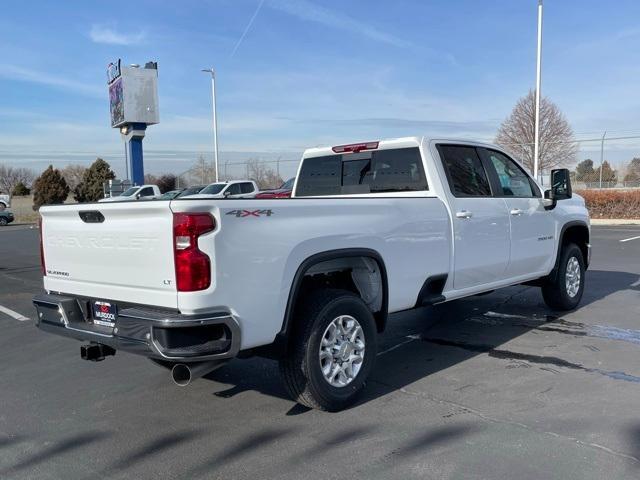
(565, 256), (581, 298)
(319, 315), (365, 388)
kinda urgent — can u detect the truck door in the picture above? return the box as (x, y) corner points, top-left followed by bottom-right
(436, 145), (510, 290)
(479, 148), (555, 277)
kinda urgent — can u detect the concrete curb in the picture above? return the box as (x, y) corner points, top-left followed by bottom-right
(591, 219), (640, 226)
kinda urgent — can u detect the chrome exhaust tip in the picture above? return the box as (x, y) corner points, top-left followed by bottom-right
(171, 360), (225, 387)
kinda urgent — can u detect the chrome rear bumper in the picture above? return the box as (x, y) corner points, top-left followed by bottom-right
(33, 293), (241, 362)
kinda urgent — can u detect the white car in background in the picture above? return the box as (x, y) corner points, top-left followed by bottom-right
(0, 194), (10, 210)
(188, 180), (258, 199)
(98, 184), (161, 202)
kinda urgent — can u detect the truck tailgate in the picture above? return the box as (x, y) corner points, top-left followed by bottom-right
(40, 201), (177, 309)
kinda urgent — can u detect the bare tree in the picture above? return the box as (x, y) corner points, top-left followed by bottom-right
(495, 90), (577, 173)
(0, 164), (36, 199)
(180, 155), (217, 186)
(61, 164), (87, 192)
(245, 158), (283, 189)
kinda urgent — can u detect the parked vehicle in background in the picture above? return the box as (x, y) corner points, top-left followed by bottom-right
(157, 189), (184, 200)
(176, 185), (206, 198)
(33, 137), (590, 411)
(98, 184), (161, 202)
(0, 194), (10, 210)
(190, 180), (258, 199)
(254, 178), (295, 198)
(0, 210), (14, 225)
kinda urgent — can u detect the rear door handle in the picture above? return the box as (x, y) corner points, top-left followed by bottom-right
(455, 210), (473, 219)
(510, 208), (524, 216)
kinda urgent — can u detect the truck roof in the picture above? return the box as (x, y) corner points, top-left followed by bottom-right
(301, 136), (503, 158)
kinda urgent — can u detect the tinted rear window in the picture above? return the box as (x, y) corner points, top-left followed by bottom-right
(296, 147), (428, 197)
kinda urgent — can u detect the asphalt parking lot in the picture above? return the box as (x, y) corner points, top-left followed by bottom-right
(1, 224), (640, 479)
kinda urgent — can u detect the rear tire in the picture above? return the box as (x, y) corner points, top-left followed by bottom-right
(0, 217), (7, 226)
(542, 243), (585, 310)
(279, 289), (377, 411)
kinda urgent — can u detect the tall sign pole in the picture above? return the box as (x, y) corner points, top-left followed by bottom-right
(533, 0), (543, 179)
(108, 59), (159, 186)
(202, 68), (220, 183)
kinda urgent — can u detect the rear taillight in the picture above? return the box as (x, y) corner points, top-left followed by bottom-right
(38, 216), (46, 276)
(332, 141), (379, 153)
(173, 213), (215, 292)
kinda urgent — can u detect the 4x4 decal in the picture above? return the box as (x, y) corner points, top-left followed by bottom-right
(226, 209), (273, 218)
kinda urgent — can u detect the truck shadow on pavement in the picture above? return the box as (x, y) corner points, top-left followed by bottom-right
(205, 269), (640, 411)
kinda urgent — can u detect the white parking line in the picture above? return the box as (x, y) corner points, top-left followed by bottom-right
(0, 304), (30, 321)
(620, 235), (640, 243)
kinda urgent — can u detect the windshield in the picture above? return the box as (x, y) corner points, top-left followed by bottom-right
(159, 190), (180, 199)
(120, 187), (138, 197)
(199, 183), (226, 195)
(177, 186), (204, 197)
(280, 178), (295, 190)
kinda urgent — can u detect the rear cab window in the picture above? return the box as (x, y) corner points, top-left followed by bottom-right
(295, 147), (428, 197)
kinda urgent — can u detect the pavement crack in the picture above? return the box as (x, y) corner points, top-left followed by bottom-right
(369, 378), (640, 465)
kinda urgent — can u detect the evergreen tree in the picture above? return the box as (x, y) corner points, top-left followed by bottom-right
(599, 161), (617, 183)
(32, 165), (69, 210)
(575, 159), (595, 181)
(624, 158), (640, 181)
(74, 158), (116, 202)
(12, 182), (30, 196)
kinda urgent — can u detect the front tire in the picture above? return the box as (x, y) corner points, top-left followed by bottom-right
(542, 243), (585, 310)
(279, 289), (377, 411)
(0, 217), (7, 226)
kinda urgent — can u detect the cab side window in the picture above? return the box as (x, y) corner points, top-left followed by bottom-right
(484, 150), (539, 197)
(227, 184), (241, 195)
(240, 182), (255, 194)
(139, 187), (155, 197)
(437, 145), (492, 197)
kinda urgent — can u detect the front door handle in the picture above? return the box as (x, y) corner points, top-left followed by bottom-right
(510, 208), (524, 216)
(456, 210), (473, 219)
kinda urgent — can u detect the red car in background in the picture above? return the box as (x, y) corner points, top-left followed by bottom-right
(254, 178), (295, 198)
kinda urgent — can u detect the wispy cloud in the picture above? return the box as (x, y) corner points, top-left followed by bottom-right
(0, 64), (102, 97)
(89, 24), (146, 45)
(266, 0), (411, 48)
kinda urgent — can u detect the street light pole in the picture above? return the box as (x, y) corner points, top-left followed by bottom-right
(533, 0), (543, 180)
(599, 131), (607, 188)
(201, 68), (219, 182)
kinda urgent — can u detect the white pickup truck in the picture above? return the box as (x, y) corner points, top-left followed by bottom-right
(33, 137), (590, 411)
(99, 184), (161, 202)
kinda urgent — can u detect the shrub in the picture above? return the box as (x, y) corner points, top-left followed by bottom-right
(32, 165), (69, 210)
(74, 158), (115, 202)
(12, 182), (30, 196)
(577, 189), (640, 219)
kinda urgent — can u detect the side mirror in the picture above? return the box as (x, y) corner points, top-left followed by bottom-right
(135, 193), (141, 200)
(223, 190), (231, 197)
(550, 168), (572, 201)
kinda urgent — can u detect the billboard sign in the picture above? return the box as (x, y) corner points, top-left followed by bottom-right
(106, 59), (159, 128)
(107, 59), (121, 85)
(109, 78), (124, 127)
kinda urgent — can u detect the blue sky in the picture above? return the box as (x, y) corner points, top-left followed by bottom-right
(1, 0), (640, 177)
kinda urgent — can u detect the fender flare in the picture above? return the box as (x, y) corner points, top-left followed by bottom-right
(549, 220), (590, 281)
(270, 248), (389, 357)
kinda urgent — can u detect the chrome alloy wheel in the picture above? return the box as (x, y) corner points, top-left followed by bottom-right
(565, 256), (581, 298)
(319, 315), (365, 388)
